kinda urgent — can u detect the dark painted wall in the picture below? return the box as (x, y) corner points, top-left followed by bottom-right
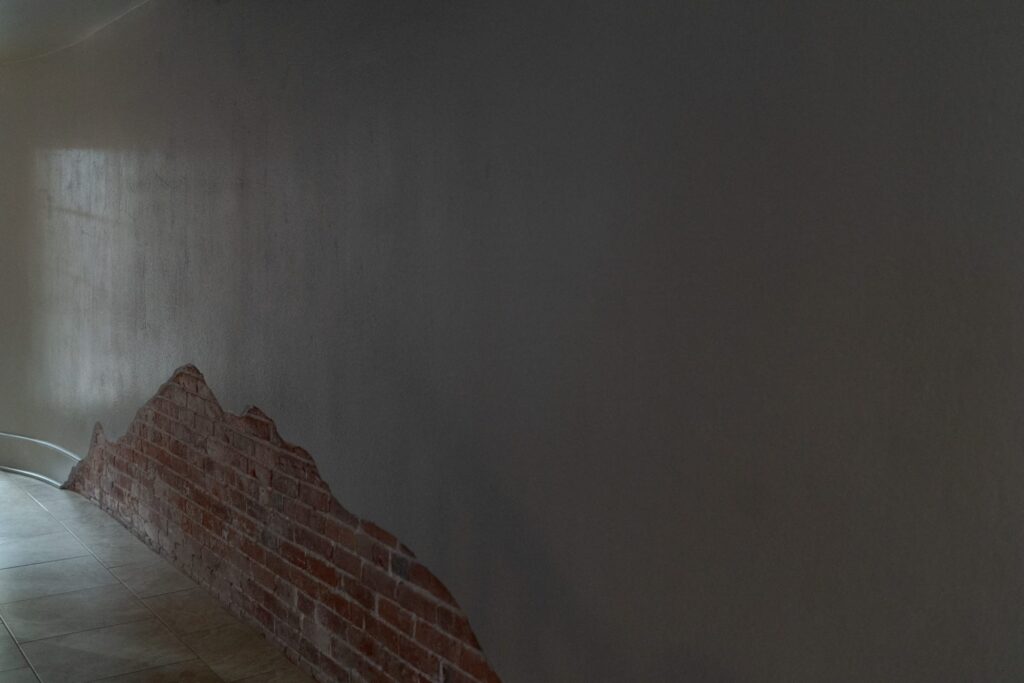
(3, 1), (1024, 680)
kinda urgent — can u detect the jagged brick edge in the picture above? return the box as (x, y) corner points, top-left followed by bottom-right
(65, 364), (499, 683)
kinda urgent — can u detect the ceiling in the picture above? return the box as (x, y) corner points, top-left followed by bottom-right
(0, 0), (146, 64)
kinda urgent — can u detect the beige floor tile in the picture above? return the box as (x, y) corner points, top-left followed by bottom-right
(182, 623), (289, 681)
(21, 619), (193, 683)
(25, 489), (110, 524)
(0, 489), (33, 508)
(82, 534), (159, 569)
(110, 559), (196, 598)
(0, 495), (45, 520)
(142, 588), (236, 635)
(236, 665), (317, 682)
(61, 521), (159, 568)
(0, 556), (116, 604)
(89, 659), (221, 682)
(0, 626), (26, 673)
(0, 583), (151, 643)
(60, 516), (131, 541)
(0, 531), (89, 571)
(0, 477), (317, 683)
(0, 512), (64, 545)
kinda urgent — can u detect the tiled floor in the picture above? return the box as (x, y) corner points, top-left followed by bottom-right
(0, 471), (315, 683)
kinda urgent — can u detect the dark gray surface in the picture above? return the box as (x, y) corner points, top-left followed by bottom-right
(0, 0), (147, 63)
(3, 1), (1024, 680)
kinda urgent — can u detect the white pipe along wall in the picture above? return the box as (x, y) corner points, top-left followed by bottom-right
(3, 1), (1024, 681)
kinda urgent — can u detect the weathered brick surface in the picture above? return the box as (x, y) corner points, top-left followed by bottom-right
(65, 365), (500, 683)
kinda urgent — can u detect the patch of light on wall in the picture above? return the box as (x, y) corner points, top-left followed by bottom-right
(30, 148), (138, 412)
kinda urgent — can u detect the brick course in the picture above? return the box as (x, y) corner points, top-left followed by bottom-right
(65, 364), (500, 683)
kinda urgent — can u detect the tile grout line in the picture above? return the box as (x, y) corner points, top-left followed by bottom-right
(14, 613), (156, 645)
(0, 475), (56, 682)
(50, 501), (297, 681)
(0, 610), (37, 682)
(7, 474), (290, 682)
(15, 475), (207, 681)
(45, 501), (223, 681)
(0, 552), (94, 574)
(21, 481), (236, 682)
(0, 577), (120, 609)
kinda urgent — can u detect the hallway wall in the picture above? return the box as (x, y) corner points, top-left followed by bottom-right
(4, 1), (1024, 680)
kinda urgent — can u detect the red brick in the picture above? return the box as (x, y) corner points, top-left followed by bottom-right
(294, 527), (332, 560)
(280, 541), (308, 570)
(332, 546), (362, 578)
(398, 635), (441, 678)
(361, 563), (397, 598)
(360, 521), (398, 548)
(63, 365), (499, 683)
(321, 593), (367, 629)
(379, 599), (414, 637)
(271, 473), (299, 498)
(297, 591), (316, 617)
(306, 554), (340, 587)
(396, 584), (438, 623)
(441, 664), (476, 683)
(239, 410), (277, 442)
(220, 427), (255, 456)
(328, 500), (360, 528)
(324, 517), (357, 548)
(457, 646), (499, 682)
(415, 622), (460, 663)
(341, 576), (375, 610)
(436, 607), (482, 650)
(409, 563), (457, 606)
(355, 534), (390, 569)
(318, 654), (353, 683)
(299, 483), (332, 512)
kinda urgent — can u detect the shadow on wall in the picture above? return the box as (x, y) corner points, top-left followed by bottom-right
(454, 472), (742, 682)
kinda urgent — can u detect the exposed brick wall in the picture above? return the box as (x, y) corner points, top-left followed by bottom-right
(64, 365), (500, 683)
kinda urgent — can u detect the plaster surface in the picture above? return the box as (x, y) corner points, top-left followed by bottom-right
(0, 0), (147, 63)
(4, 1), (1024, 681)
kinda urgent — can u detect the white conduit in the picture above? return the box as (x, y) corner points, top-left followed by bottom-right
(0, 431), (81, 487)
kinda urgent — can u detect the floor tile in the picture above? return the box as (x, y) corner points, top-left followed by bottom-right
(0, 499), (63, 542)
(0, 516), (65, 546)
(0, 668), (38, 683)
(62, 521), (158, 568)
(0, 531), (89, 571)
(80, 534), (158, 569)
(0, 627), (26, 672)
(110, 559), (196, 598)
(0, 488), (30, 506)
(0, 583), (151, 643)
(0, 495), (45, 520)
(237, 666), (317, 682)
(60, 515), (129, 541)
(0, 489), (33, 506)
(0, 556), (116, 604)
(89, 659), (221, 682)
(182, 623), (289, 681)
(25, 488), (109, 524)
(21, 619), (193, 683)
(142, 588), (235, 636)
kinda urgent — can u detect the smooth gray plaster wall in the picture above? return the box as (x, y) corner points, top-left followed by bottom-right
(3, 1), (1024, 680)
